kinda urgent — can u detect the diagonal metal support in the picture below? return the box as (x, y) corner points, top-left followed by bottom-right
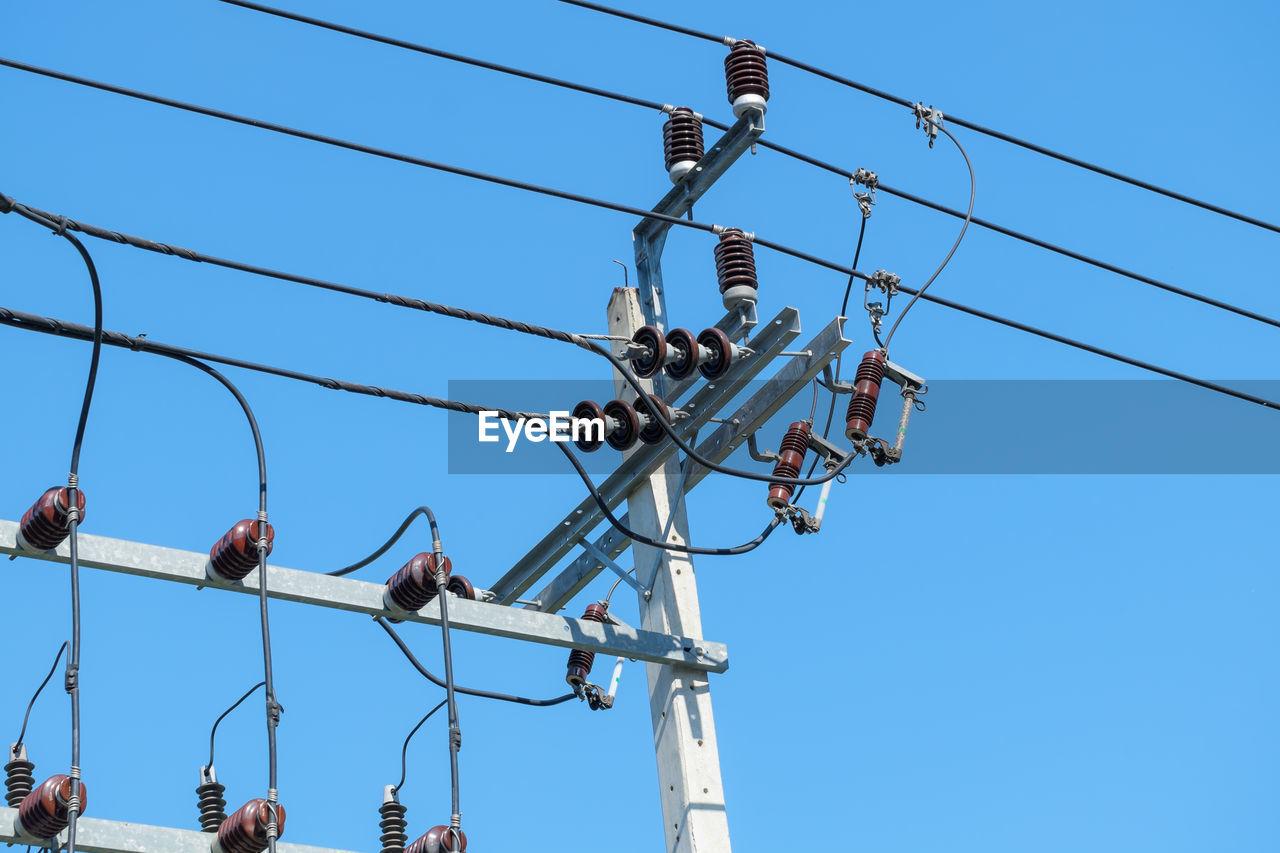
(486, 305), (800, 604)
(527, 315), (851, 613)
(0, 520), (727, 673)
(577, 536), (641, 594)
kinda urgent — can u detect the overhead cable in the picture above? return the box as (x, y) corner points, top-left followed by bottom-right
(552, 0), (1280, 236)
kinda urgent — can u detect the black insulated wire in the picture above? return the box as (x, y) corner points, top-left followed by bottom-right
(14, 642), (68, 747)
(392, 699), (449, 795)
(375, 617), (576, 707)
(327, 506), (436, 577)
(553, 0), (1280, 236)
(206, 681), (266, 770)
(199, 2), (1280, 332)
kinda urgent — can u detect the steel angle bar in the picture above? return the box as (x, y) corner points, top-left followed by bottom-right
(0, 520), (726, 672)
(0, 807), (359, 853)
(528, 315), (851, 613)
(486, 305), (800, 604)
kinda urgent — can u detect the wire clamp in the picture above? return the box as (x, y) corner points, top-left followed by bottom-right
(449, 726), (462, 751)
(64, 663), (79, 693)
(0, 193), (14, 214)
(913, 103), (944, 148)
(851, 167), (878, 216)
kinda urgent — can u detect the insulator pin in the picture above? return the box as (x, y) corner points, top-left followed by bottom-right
(14, 774), (86, 840)
(5, 744), (34, 807)
(406, 825), (467, 853)
(197, 766), (228, 833)
(17, 487), (85, 552)
(725, 39), (769, 117)
(208, 519), (275, 582)
(844, 350), (887, 441)
(663, 106), (705, 183)
(714, 229), (759, 310)
(565, 603), (608, 686)
(767, 421), (812, 509)
(384, 553), (452, 621)
(213, 798), (286, 853)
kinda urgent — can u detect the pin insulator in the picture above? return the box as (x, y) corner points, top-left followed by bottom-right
(406, 825), (467, 853)
(14, 774), (86, 840)
(767, 421), (812, 509)
(565, 603), (608, 686)
(4, 745), (35, 807)
(197, 766), (228, 832)
(714, 229), (759, 310)
(845, 350), (887, 441)
(725, 40), (769, 116)
(208, 520), (275, 582)
(17, 487), (85, 552)
(385, 553), (452, 621)
(663, 107), (705, 183)
(213, 798), (286, 853)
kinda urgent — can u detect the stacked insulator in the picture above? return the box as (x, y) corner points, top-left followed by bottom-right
(384, 553), (452, 621)
(16, 486), (85, 552)
(5, 744), (34, 807)
(446, 574), (477, 601)
(766, 421), (812, 509)
(208, 519), (275, 582)
(725, 39), (770, 117)
(844, 350), (887, 441)
(565, 603), (608, 686)
(213, 798), (285, 853)
(197, 766), (228, 833)
(662, 106), (705, 183)
(407, 825), (467, 853)
(626, 324), (747, 383)
(570, 396), (671, 453)
(379, 787), (408, 853)
(714, 229), (759, 310)
(14, 774), (86, 840)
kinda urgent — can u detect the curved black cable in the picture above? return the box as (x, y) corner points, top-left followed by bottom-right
(882, 122), (975, 348)
(327, 506), (435, 577)
(205, 681), (266, 769)
(553, 0), (1280, 236)
(6, 204), (103, 853)
(392, 698), (448, 795)
(0, 306), (542, 422)
(556, 440), (786, 555)
(14, 642), (68, 747)
(199, 4), (1280, 332)
(376, 617), (577, 707)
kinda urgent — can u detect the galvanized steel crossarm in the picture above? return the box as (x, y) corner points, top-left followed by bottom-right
(0, 520), (727, 672)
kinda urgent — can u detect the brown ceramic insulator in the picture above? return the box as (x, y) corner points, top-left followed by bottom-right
(696, 327), (737, 380)
(844, 350), (887, 441)
(664, 327), (700, 381)
(571, 399), (607, 453)
(633, 395), (670, 445)
(662, 107), (704, 175)
(406, 825), (467, 853)
(385, 553), (452, 619)
(602, 399), (641, 451)
(16, 775), (86, 839)
(208, 520), (275, 582)
(724, 40), (770, 109)
(630, 324), (668, 378)
(213, 798), (286, 853)
(767, 421), (812, 509)
(565, 603), (608, 686)
(17, 487), (86, 551)
(446, 574), (477, 601)
(713, 229), (759, 295)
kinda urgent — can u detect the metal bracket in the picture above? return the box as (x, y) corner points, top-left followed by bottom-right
(578, 538), (642, 594)
(912, 103), (944, 148)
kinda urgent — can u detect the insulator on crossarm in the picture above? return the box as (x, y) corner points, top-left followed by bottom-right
(379, 785), (408, 853)
(207, 519), (275, 582)
(714, 229), (759, 311)
(629, 325), (676, 378)
(5, 743), (35, 807)
(14, 774), (86, 841)
(16, 486), (85, 552)
(632, 395), (671, 445)
(767, 421), (812, 509)
(446, 574), (477, 601)
(213, 798), (286, 853)
(602, 399), (641, 451)
(565, 603), (608, 686)
(663, 328), (701, 381)
(725, 39), (769, 117)
(696, 327), (747, 380)
(384, 553), (452, 622)
(844, 350), (887, 441)
(407, 825), (467, 853)
(571, 400), (609, 453)
(197, 765), (228, 833)
(663, 106), (705, 183)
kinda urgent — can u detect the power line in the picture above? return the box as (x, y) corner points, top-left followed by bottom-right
(0, 305), (545, 422)
(209, 1), (1280, 331)
(553, 0), (1280, 236)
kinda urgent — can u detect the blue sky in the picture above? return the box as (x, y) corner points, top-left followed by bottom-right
(2, 1), (1276, 851)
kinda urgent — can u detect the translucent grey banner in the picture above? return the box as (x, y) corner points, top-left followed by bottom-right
(447, 379), (1280, 475)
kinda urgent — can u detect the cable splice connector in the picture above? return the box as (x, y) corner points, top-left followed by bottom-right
(913, 103), (944, 148)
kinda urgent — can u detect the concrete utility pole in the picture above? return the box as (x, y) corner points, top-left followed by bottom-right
(607, 288), (731, 853)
